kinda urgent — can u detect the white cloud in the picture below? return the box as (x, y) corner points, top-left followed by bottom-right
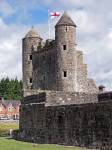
(0, 17), (49, 80)
(0, 0), (112, 90)
(67, 6), (112, 90)
(0, 17), (29, 80)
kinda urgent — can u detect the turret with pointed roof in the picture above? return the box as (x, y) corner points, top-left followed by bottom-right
(56, 11), (76, 27)
(25, 26), (39, 38)
(55, 11), (77, 91)
(22, 26), (42, 90)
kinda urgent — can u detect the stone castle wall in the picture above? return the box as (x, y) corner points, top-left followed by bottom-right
(45, 91), (98, 105)
(17, 92), (112, 149)
(32, 45), (98, 93)
(76, 50), (98, 93)
(32, 40), (57, 91)
(22, 90), (98, 105)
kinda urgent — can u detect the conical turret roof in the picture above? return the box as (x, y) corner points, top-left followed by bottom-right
(25, 26), (39, 38)
(56, 11), (76, 27)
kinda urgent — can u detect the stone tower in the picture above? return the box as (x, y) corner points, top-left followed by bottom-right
(55, 11), (77, 91)
(22, 27), (42, 90)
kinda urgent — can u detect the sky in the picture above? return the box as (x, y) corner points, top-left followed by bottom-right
(0, 0), (112, 90)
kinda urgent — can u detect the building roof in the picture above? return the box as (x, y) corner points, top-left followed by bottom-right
(0, 100), (20, 108)
(55, 11), (76, 27)
(25, 26), (39, 38)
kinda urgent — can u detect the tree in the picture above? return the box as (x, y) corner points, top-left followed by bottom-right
(0, 77), (22, 100)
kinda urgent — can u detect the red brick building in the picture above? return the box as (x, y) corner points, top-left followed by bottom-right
(0, 99), (20, 120)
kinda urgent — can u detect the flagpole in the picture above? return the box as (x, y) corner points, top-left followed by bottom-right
(48, 9), (50, 39)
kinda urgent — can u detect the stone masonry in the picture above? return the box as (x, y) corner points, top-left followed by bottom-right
(22, 27), (42, 90)
(17, 91), (112, 149)
(15, 11), (112, 149)
(22, 11), (98, 93)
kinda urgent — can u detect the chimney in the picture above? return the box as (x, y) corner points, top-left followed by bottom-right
(99, 85), (105, 93)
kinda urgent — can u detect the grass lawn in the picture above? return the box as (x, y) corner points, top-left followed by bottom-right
(0, 122), (19, 136)
(0, 138), (83, 150)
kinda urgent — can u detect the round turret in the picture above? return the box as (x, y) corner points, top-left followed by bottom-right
(55, 12), (77, 91)
(22, 27), (42, 90)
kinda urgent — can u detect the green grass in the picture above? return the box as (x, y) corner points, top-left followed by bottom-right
(0, 138), (83, 150)
(0, 122), (19, 136)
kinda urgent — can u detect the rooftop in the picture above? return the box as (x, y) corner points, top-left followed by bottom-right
(25, 26), (39, 38)
(56, 11), (76, 27)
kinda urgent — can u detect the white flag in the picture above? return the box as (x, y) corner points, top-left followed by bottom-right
(50, 12), (60, 19)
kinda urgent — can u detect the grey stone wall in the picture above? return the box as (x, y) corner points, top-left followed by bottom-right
(55, 21), (97, 93)
(22, 90), (98, 105)
(32, 33), (98, 93)
(75, 50), (98, 93)
(45, 101), (112, 149)
(45, 91), (98, 106)
(32, 40), (57, 91)
(17, 92), (112, 149)
(55, 25), (77, 91)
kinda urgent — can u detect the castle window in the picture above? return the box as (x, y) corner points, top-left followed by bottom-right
(65, 26), (68, 32)
(30, 55), (32, 60)
(28, 54), (32, 61)
(30, 78), (32, 83)
(63, 71), (67, 77)
(63, 45), (66, 50)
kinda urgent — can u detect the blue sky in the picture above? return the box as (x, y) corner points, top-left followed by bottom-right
(1, 1), (48, 24)
(0, 0), (85, 25)
(0, 0), (112, 90)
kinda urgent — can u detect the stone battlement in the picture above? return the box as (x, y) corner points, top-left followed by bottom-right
(98, 91), (112, 102)
(22, 90), (98, 105)
(22, 91), (112, 105)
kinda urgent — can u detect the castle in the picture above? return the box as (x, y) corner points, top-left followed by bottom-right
(22, 11), (97, 94)
(16, 12), (112, 150)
